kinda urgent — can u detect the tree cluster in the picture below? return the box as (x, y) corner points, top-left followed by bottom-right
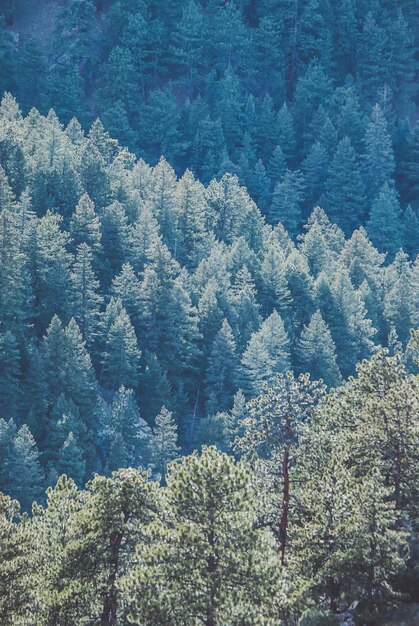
(0, 0), (418, 239)
(1, 346), (418, 625)
(0, 96), (417, 500)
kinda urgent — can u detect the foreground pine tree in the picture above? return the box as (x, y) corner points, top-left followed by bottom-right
(123, 447), (285, 625)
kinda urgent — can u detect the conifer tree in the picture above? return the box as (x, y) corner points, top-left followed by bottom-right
(107, 432), (128, 472)
(302, 141), (329, 208)
(276, 103), (296, 164)
(297, 310), (342, 387)
(152, 406), (180, 479)
(236, 372), (324, 564)
(366, 183), (403, 258)
(259, 236), (291, 318)
(125, 447), (283, 625)
(40, 469), (158, 626)
(110, 386), (152, 467)
(0, 208), (30, 333)
(57, 432), (86, 487)
(171, 0), (205, 96)
(70, 243), (103, 346)
(111, 263), (141, 330)
(0, 331), (21, 419)
(269, 169), (305, 234)
(0, 493), (33, 625)
(364, 104), (395, 201)
(205, 319), (241, 414)
(267, 145), (287, 185)
(242, 310), (291, 396)
(34, 211), (73, 330)
(69, 193), (102, 253)
(9, 425), (44, 511)
(102, 308), (141, 390)
(321, 137), (366, 233)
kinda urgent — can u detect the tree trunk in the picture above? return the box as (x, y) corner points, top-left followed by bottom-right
(279, 444), (290, 565)
(101, 530), (123, 626)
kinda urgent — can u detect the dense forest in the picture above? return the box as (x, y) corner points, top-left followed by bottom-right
(0, 0), (418, 624)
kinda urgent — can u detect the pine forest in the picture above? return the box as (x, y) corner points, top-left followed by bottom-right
(0, 1), (418, 624)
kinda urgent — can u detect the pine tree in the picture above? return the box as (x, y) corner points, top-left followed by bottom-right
(242, 310), (291, 396)
(321, 137), (366, 233)
(152, 406), (180, 479)
(64, 318), (98, 435)
(9, 425), (44, 510)
(302, 141), (329, 209)
(228, 266), (261, 351)
(111, 263), (141, 331)
(384, 251), (415, 344)
(57, 432), (86, 486)
(102, 308), (141, 390)
(205, 319), (241, 414)
(357, 13), (388, 103)
(364, 104), (395, 201)
(149, 157), (177, 252)
(285, 250), (316, 335)
(125, 447), (283, 625)
(402, 205), (419, 258)
(236, 373), (324, 564)
(276, 103), (296, 164)
(42, 468), (158, 626)
(100, 201), (129, 277)
(0, 493), (33, 625)
(259, 236), (291, 318)
(267, 145), (287, 186)
(69, 192), (102, 254)
(34, 211), (73, 331)
(170, 0), (205, 97)
(70, 243), (103, 346)
(0, 208), (31, 333)
(367, 183), (403, 258)
(297, 310), (342, 387)
(269, 169), (305, 234)
(107, 432), (128, 472)
(110, 386), (152, 467)
(0, 331), (21, 419)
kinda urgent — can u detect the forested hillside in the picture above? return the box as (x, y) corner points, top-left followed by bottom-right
(1, 0), (419, 241)
(2, 346), (419, 625)
(0, 93), (417, 501)
(0, 0), (419, 624)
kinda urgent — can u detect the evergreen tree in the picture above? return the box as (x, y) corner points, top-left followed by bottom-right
(276, 103), (297, 164)
(152, 406), (180, 479)
(9, 425), (44, 511)
(125, 447), (283, 625)
(367, 183), (403, 257)
(236, 372), (324, 564)
(69, 193), (102, 253)
(364, 104), (395, 201)
(56, 432), (86, 486)
(242, 310), (291, 396)
(267, 145), (287, 185)
(205, 319), (241, 414)
(70, 243), (103, 346)
(110, 386), (152, 467)
(259, 235), (292, 318)
(269, 169), (305, 234)
(171, 0), (205, 97)
(0, 493), (33, 625)
(102, 308), (141, 390)
(302, 141), (329, 209)
(0, 331), (21, 419)
(321, 137), (366, 233)
(34, 211), (73, 330)
(297, 310), (342, 387)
